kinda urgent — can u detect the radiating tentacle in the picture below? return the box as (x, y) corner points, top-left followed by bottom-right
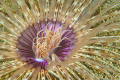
(31, 67), (41, 80)
(14, 71), (26, 80)
(74, 11), (120, 32)
(29, 0), (40, 23)
(77, 0), (120, 28)
(66, 67), (82, 80)
(0, 30), (17, 44)
(0, 0), (120, 80)
(0, 13), (19, 37)
(75, 62), (99, 80)
(66, 64), (93, 80)
(69, 0), (92, 28)
(77, 49), (120, 64)
(45, 70), (52, 80)
(11, 0), (22, 17)
(0, 1), (26, 32)
(41, 69), (45, 80)
(0, 43), (16, 51)
(17, 0), (33, 25)
(48, 70), (59, 78)
(22, 68), (35, 80)
(0, 60), (26, 77)
(9, 64), (33, 80)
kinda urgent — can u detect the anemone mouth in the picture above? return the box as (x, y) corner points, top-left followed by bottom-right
(16, 20), (76, 69)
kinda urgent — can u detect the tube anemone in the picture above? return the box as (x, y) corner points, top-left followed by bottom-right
(0, 0), (120, 80)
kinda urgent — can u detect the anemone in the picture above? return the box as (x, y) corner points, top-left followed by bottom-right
(0, 0), (120, 80)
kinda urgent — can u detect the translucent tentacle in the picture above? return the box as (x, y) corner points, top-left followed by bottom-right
(29, 0), (40, 23)
(0, 13), (19, 37)
(9, 64), (33, 80)
(0, 60), (26, 77)
(0, 1), (25, 32)
(66, 67), (82, 80)
(22, 68), (35, 80)
(11, 0), (22, 17)
(41, 69), (45, 80)
(17, 0), (33, 25)
(31, 67), (41, 80)
(45, 70), (52, 80)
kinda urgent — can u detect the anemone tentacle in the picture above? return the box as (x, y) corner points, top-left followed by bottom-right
(0, 0), (120, 80)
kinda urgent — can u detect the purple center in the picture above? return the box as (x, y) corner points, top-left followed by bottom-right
(16, 21), (76, 69)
